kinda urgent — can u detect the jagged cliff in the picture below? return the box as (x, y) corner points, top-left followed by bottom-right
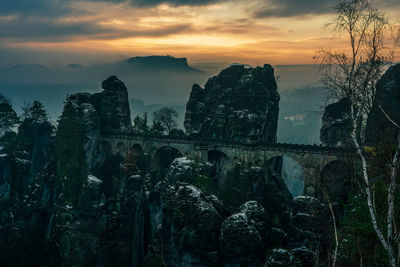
(366, 63), (400, 144)
(184, 64), (280, 143)
(65, 75), (132, 172)
(320, 63), (400, 147)
(0, 76), (135, 266)
(0, 106), (56, 265)
(68, 75), (132, 135)
(320, 98), (352, 147)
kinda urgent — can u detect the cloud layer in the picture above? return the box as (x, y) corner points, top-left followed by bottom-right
(254, 0), (336, 18)
(0, 16), (193, 41)
(0, 0), (73, 16)
(130, 0), (224, 7)
(0, 0), (399, 66)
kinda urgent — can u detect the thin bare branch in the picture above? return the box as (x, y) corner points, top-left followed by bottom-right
(379, 105), (400, 129)
(323, 188), (339, 267)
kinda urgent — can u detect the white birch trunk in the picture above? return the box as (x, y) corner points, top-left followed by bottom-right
(351, 104), (397, 267)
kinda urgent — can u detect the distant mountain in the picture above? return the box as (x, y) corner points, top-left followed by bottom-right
(10, 64), (49, 70)
(67, 64), (83, 69)
(122, 55), (204, 73)
(0, 60), (329, 143)
(0, 55), (209, 119)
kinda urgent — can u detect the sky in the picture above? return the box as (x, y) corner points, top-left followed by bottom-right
(1, 0), (399, 68)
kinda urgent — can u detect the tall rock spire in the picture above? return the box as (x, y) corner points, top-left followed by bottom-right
(184, 64), (280, 143)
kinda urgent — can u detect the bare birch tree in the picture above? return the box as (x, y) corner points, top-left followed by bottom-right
(316, 0), (400, 266)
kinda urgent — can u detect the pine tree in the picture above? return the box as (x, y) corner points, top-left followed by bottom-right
(0, 101), (19, 136)
(133, 112), (149, 133)
(55, 101), (87, 206)
(28, 100), (48, 121)
(18, 100), (52, 153)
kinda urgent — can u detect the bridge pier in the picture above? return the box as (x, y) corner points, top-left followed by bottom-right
(303, 168), (319, 196)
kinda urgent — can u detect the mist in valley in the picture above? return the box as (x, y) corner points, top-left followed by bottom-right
(0, 58), (326, 145)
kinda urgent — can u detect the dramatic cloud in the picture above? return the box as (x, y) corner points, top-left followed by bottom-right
(129, 0), (224, 7)
(253, 0), (400, 18)
(0, 0), (128, 18)
(0, 0), (398, 68)
(0, 16), (193, 41)
(0, 0), (73, 16)
(0, 0), (225, 17)
(253, 0), (336, 18)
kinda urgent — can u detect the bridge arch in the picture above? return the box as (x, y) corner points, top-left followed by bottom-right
(130, 143), (144, 156)
(320, 160), (351, 202)
(264, 155), (305, 198)
(116, 142), (128, 157)
(100, 140), (112, 156)
(208, 150), (230, 188)
(208, 149), (229, 163)
(152, 146), (183, 177)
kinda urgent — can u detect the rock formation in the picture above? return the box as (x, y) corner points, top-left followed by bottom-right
(124, 55), (203, 73)
(366, 63), (400, 144)
(321, 64), (400, 147)
(18, 116), (53, 177)
(184, 64), (280, 143)
(68, 75), (132, 135)
(219, 201), (269, 266)
(0, 107), (57, 265)
(64, 75), (132, 172)
(0, 73), (340, 267)
(320, 98), (352, 147)
(265, 196), (332, 266)
(286, 196), (331, 266)
(162, 184), (223, 266)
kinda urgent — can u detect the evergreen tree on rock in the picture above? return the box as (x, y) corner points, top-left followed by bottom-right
(55, 101), (87, 206)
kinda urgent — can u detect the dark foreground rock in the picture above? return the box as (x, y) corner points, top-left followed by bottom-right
(219, 201), (269, 266)
(162, 184), (223, 266)
(287, 196), (331, 266)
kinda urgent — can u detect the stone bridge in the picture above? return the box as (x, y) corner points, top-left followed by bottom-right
(100, 133), (350, 196)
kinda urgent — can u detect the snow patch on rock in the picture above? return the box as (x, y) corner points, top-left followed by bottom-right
(87, 175), (102, 186)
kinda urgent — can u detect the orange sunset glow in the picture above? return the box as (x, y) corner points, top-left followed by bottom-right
(1, 0), (398, 68)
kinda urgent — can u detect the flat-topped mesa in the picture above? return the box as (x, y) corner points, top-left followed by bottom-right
(123, 55), (204, 73)
(184, 64), (280, 143)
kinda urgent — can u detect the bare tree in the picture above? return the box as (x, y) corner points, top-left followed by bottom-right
(153, 107), (178, 135)
(316, 0), (400, 266)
